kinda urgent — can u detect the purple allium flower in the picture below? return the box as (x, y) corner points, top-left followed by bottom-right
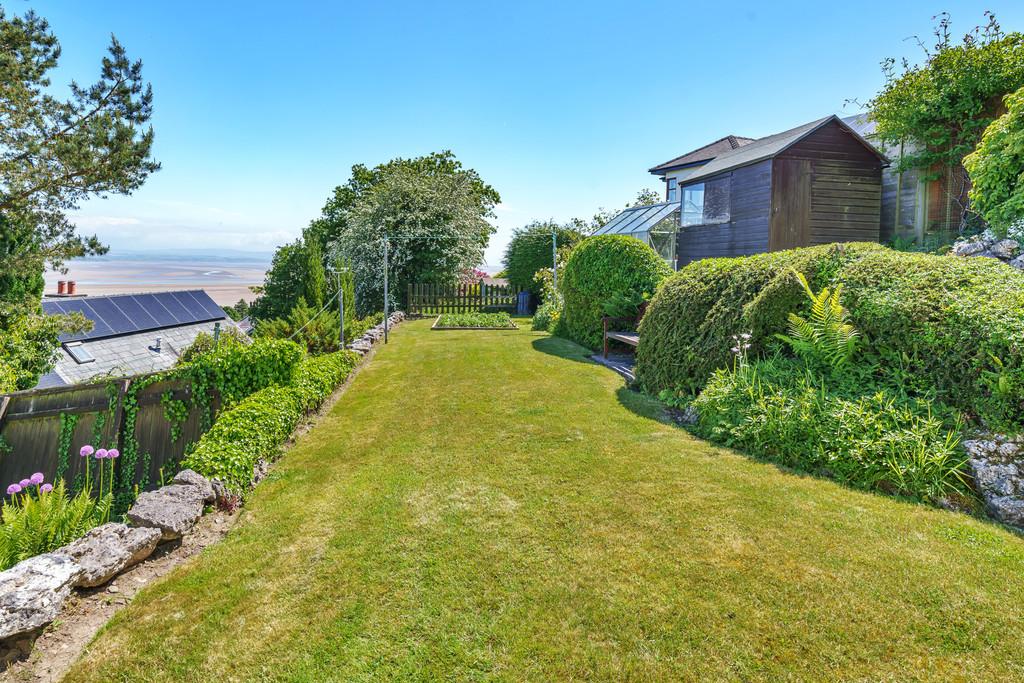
(80, 445), (94, 457)
(107, 448), (120, 459)
(30, 472), (44, 485)
(6, 484), (21, 495)
(19, 478), (31, 488)
(40, 483), (53, 493)
(95, 448), (108, 459)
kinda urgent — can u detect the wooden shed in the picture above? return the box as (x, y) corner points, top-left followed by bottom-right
(673, 116), (888, 265)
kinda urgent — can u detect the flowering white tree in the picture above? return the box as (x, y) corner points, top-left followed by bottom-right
(336, 167), (496, 314)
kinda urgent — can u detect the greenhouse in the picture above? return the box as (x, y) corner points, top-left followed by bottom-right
(591, 201), (679, 268)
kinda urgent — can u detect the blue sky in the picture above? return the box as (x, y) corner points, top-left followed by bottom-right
(25, 0), (1024, 266)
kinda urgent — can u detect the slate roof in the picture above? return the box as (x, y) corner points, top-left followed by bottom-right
(676, 115), (888, 185)
(649, 135), (756, 174)
(36, 290), (238, 388)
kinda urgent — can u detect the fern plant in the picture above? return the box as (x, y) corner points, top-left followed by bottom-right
(0, 480), (112, 570)
(776, 271), (858, 372)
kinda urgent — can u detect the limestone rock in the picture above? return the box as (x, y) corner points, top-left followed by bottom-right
(986, 496), (1024, 528)
(0, 553), (84, 641)
(171, 469), (216, 504)
(990, 239), (1019, 259)
(952, 238), (988, 256)
(964, 436), (1024, 530)
(126, 484), (206, 540)
(1010, 254), (1024, 270)
(55, 523), (162, 588)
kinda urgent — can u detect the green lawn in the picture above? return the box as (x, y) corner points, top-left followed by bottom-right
(65, 320), (1024, 681)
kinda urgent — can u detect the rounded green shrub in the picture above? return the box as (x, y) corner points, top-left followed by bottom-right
(637, 243), (883, 394)
(559, 235), (671, 349)
(637, 242), (1024, 430)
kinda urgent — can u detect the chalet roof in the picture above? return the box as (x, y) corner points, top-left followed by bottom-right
(677, 115), (888, 185)
(649, 135), (756, 174)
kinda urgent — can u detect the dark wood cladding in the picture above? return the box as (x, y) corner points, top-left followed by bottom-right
(677, 160), (771, 265)
(772, 120), (883, 249)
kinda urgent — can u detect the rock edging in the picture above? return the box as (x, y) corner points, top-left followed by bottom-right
(951, 235), (1024, 269)
(964, 436), (1024, 529)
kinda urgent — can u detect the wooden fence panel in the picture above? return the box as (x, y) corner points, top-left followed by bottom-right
(407, 282), (522, 316)
(0, 374), (222, 496)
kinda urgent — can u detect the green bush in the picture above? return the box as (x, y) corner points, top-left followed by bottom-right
(837, 248), (1024, 429)
(182, 386), (304, 493)
(964, 86), (1024, 237)
(691, 358), (968, 503)
(182, 350), (360, 493)
(185, 338), (303, 407)
(637, 243), (883, 394)
(532, 300), (561, 332)
(559, 235), (671, 349)
(503, 221), (585, 295)
(291, 351), (360, 412)
(638, 242), (1024, 430)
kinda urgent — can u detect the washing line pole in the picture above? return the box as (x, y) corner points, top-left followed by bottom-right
(383, 234), (389, 344)
(337, 272), (345, 352)
(551, 229), (558, 297)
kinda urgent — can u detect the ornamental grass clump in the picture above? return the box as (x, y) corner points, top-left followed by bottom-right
(0, 443), (116, 570)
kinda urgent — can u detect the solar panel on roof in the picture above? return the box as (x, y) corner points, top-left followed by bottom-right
(86, 298), (138, 335)
(51, 299), (113, 341)
(146, 295), (181, 326)
(43, 290), (228, 343)
(174, 291), (214, 322)
(111, 295), (160, 330)
(152, 292), (191, 321)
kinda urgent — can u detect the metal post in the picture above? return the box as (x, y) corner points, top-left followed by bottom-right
(551, 229), (558, 297)
(337, 273), (345, 351)
(383, 235), (389, 344)
(213, 321), (221, 347)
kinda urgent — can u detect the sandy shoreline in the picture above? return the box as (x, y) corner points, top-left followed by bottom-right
(44, 255), (268, 306)
(43, 282), (260, 306)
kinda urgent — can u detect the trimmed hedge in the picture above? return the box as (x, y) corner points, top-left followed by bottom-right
(186, 338), (304, 407)
(637, 243), (882, 393)
(637, 242), (1024, 430)
(183, 350), (360, 492)
(559, 235), (671, 349)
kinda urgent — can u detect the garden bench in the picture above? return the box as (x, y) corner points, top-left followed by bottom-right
(601, 302), (647, 359)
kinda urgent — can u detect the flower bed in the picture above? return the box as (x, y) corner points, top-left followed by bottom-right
(432, 312), (517, 329)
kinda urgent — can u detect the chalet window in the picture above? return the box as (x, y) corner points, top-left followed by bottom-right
(667, 178), (678, 203)
(681, 176), (730, 226)
(680, 184), (705, 226)
(703, 176), (731, 224)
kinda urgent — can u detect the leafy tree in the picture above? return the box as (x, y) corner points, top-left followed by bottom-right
(222, 298), (250, 321)
(964, 86), (1024, 237)
(0, 8), (156, 389)
(503, 221), (585, 295)
(333, 161), (498, 314)
(0, 310), (89, 392)
(249, 240), (307, 322)
(254, 151), (499, 320)
(0, 9), (158, 321)
(630, 188), (662, 207)
(257, 298), (342, 356)
(867, 12), (1024, 227)
(304, 238), (326, 308)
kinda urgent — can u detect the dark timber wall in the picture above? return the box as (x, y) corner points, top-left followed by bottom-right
(771, 120), (883, 249)
(676, 159), (771, 265)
